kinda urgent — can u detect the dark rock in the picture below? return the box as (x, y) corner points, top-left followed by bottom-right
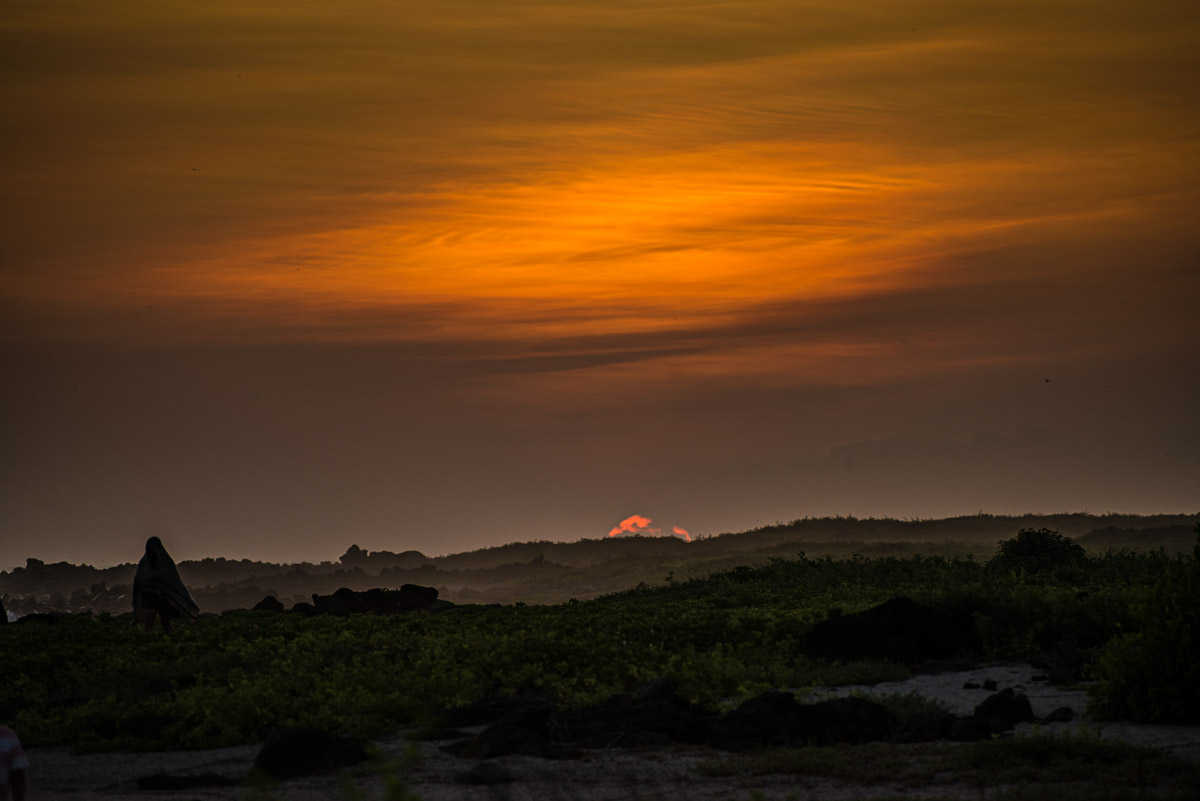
(963, 682), (981, 690)
(291, 601), (316, 615)
(253, 727), (369, 779)
(137, 773), (240, 790)
(973, 689), (1034, 733)
(714, 692), (894, 750)
(717, 691), (807, 749)
(949, 716), (992, 741)
(802, 597), (978, 663)
(1042, 706), (1075, 723)
(1031, 674), (1049, 683)
(14, 612), (61, 624)
(982, 679), (998, 691)
(310, 585), (439, 615)
(252, 595), (285, 613)
(889, 703), (957, 743)
(441, 697), (577, 759)
(813, 696), (896, 745)
(457, 762), (515, 785)
(566, 677), (713, 747)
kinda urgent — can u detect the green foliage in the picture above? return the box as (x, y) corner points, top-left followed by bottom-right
(988, 528), (1087, 578)
(1090, 538), (1200, 723)
(0, 543), (1185, 750)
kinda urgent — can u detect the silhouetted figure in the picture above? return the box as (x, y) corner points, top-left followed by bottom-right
(132, 537), (198, 632)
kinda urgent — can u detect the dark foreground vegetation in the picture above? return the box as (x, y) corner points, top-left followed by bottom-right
(3, 526), (1198, 762)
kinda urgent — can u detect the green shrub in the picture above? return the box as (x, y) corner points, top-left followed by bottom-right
(1090, 537), (1200, 723)
(988, 528), (1087, 577)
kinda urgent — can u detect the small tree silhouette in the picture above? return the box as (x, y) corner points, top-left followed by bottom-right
(988, 528), (1086, 575)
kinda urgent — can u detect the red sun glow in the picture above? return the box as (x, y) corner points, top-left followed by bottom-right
(608, 515), (691, 541)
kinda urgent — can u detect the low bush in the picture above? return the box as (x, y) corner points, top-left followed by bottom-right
(988, 528), (1087, 578)
(1090, 531), (1200, 723)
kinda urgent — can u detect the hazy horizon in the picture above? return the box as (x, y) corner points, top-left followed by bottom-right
(4, 1), (1198, 570)
(4, 505), (1197, 573)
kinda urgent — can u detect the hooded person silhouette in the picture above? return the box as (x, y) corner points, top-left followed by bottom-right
(132, 537), (199, 632)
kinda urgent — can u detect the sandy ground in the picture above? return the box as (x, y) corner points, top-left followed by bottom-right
(26, 663), (1200, 800)
(805, 662), (1200, 763)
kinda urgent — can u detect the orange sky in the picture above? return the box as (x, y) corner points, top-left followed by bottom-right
(2, 0), (1197, 565)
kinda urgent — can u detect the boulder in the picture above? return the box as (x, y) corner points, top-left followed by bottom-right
(803, 597), (978, 663)
(714, 692), (894, 750)
(567, 678), (713, 747)
(973, 688), (1034, 733)
(441, 697), (577, 759)
(253, 727), (368, 780)
(716, 690), (807, 749)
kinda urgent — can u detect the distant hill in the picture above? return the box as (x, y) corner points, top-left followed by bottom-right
(2, 512), (1195, 616)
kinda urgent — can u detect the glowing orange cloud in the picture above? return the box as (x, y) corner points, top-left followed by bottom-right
(608, 515), (692, 541)
(609, 514), (658, 537)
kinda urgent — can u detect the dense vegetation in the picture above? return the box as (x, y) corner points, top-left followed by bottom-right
(2, 528), (1197, 752)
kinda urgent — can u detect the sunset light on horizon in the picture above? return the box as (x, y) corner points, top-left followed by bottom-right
(3, 0), (1197, 567)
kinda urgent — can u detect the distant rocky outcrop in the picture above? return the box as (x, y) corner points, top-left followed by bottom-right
(252, 595), (285, 612)
(310, 584), (440, 615)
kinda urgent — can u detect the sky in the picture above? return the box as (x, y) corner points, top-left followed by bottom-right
(3, 0), (1198, 568)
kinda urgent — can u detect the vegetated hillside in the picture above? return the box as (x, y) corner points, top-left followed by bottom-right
(4, 532), (1198, 754)
(1, 513), (1195, 615)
